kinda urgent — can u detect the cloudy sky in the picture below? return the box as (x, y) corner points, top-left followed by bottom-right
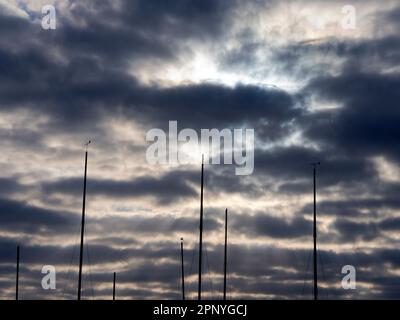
(1, 0), (400, 300)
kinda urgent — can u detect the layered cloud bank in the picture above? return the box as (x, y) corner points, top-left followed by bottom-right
(0, 0), (400, 299)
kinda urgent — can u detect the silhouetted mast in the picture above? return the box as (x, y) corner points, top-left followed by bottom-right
(113, 272), (116, 300)
(198, 155), (204, 300)
(78, 141), (90, 300)
(16, 245), (20, 300)
(223, 208), (228, 300)
(180, 238), (185, 300)
(311, 162), (320, 300)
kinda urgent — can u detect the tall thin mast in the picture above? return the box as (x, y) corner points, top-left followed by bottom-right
(311, 162), (320, 300)
(78, 141), (90, 300)
(223, 208), (228, 300)
(16, 245), (20, 300)
(198, 155), (204, 300)
(113, 272), (116, 300)
(180, 238), (185, 300)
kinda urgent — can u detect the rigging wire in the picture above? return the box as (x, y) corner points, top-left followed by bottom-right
(318, 250), (328, 299)
(176, 245), (183, 300)
(62, 223), (81, 299)
(227, 261), (233, 300)
(301, 250), (312, 298)
(204, 242), (215, 300)
(85, 242), (95, 300)
(188, 245), (197, 300)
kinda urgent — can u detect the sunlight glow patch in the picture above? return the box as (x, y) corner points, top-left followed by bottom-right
(158, 51), (255, 87)
(372, 156), (400, 183)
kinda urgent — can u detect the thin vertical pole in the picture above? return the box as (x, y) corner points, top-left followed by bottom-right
(223, 208), (228, 300)
(311, 162), (320, 300)
(198, 155), (204, 300)
(113, 272), (116, 301)
(180, 238), (185, 300)
(16, 245), (20, 300)
(78, 147), (89, 300)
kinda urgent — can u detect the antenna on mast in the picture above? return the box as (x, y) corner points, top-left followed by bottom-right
(84, 140), (91, 150)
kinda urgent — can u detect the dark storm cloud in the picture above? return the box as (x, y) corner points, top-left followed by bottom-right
(0, 194), (214, 241)
(0, 46), (299, 131)
(270, 34), (400, 77)
(302, 71), (400, 161)
(296, 197), (400, 243)
(1, 1), (399, 138)
(277, 181), (309, 194)
(41, 170), (198, 204)
(379, 217), (400, 232)
(331, 219), (381, 242)
(140, 84), (299, 129)
(386, 6), (400, 27)
(339, 35), (400, 68)
(41, 166), (265, 203)
(0, 126), (45, 151)
(229, 206), (400, 244)
(0, 241), (130, 265)
(0, 238), (167, 266)
(260, 33), (400, 189)
(0, 43), (139, 131)
(300, 196), (400, 218)
(254, 146), (377, 190)
(0, 193), (220, 245)
(326, 215), (400, 243)
(202, 166), (263, 197)
(58, 0), (238, 63)
(232, 213), (311, 239)
(0, 198), (77, 235)
(0, 177), (28, 196)
(0, 1), (299, 134)
(229, 208), (390, 244)
(0, 12), (31, 45)
(0, 0), (238, 63)
(88, 214), (221, 235)
(187, 244), (400, 299)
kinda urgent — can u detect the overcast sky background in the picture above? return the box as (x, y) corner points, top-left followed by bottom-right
(1, 0), (400, 300)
